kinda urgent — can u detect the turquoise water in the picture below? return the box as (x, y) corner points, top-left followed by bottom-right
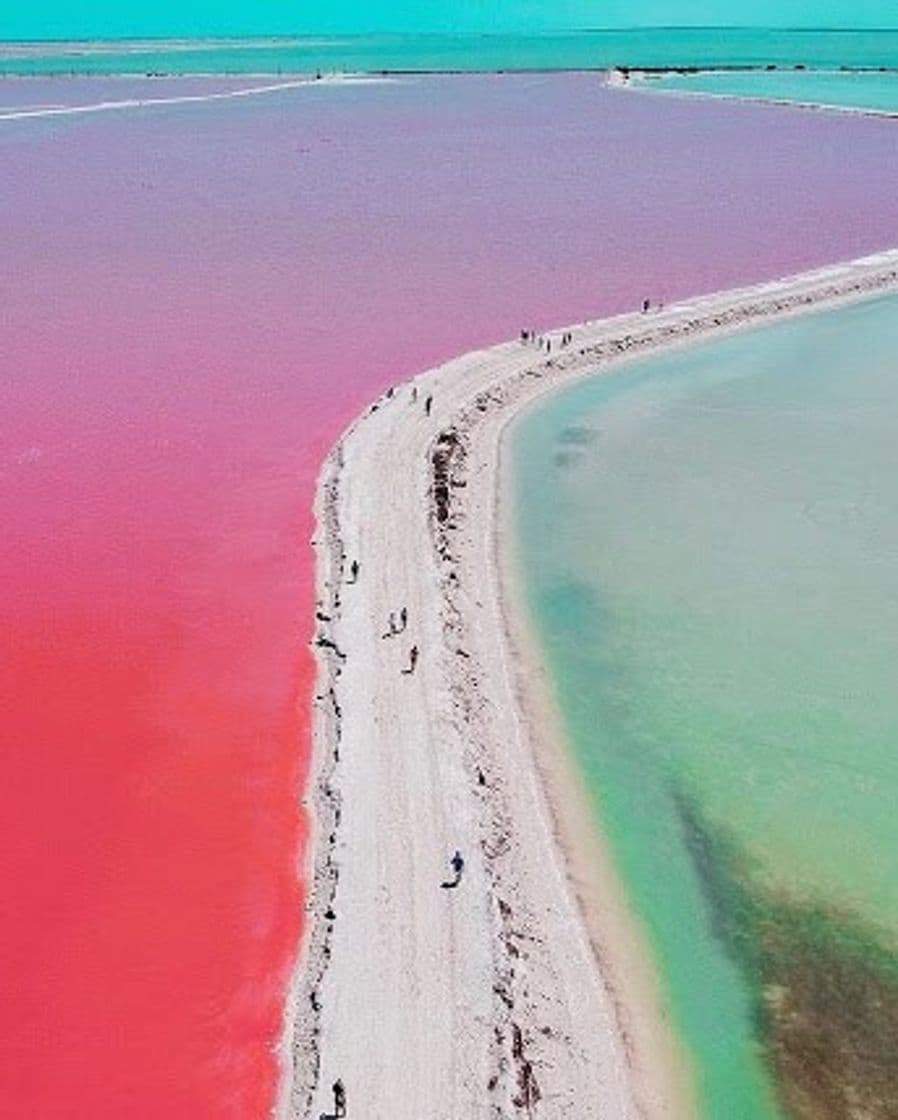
(643, 68), (898, 113)
(3, 0), (895, 41)
(3, 29), (898, 76)
(512, 294), (898, 1117)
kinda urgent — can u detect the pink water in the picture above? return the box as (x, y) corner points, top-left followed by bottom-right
(1, 74), (896, 1117)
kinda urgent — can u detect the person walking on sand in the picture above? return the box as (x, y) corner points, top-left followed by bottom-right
(334, 1080), (346, 1118)
(401, 644), (419, 675)
(319, 1079), (346, 1119)
(348, 560), (359, 584)
(399, 606), (408, 632)
(317, 1075), (347, 1120)
(440, 850), (465, 889)
(425, 394), (433, 417)
(381, 612), (397, 639)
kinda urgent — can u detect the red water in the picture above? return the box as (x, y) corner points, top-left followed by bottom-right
(2, 74), (896, 1116)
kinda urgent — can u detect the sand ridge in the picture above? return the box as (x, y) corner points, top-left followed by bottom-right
(279, 248), (898, 1119)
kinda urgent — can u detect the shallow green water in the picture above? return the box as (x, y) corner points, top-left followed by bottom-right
(512, 294), (898, 1117)
(3, 29), (898, 76)
(644, 68), (898, 113)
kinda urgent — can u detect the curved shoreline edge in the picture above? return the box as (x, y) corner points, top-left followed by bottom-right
(609, 67), (898, 120)
(278, 248), (898, 1120)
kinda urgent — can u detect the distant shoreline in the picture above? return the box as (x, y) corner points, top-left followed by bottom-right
(4, 27), (898, 80)
(2, 63), (898, 77)
(612, 65), (898, 119)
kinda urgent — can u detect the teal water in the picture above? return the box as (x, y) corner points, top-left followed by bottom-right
(643, 68), (898, 113)
(3, 29), (898, 76)
(512, 294), (898, 1117)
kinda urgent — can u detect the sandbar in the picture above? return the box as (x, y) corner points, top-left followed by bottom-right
(280, 247), (898, 1119)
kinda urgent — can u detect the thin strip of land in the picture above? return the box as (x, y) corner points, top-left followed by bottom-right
(280, 248), (898, 1120)
(0, 74), (390, 122)
(609, 67), (898, 119)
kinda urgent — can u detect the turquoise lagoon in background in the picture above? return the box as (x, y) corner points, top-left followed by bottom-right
(3, 28), (898, 76)
(641, 68), (898, 114)
(512, 294), (898, 1117)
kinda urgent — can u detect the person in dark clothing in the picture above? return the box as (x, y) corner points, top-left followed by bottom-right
(399, 606), (408, 632)
(401, 644), (419, 675)
(348, 560), (359, 584)
(319, 1079), (346, 1119)
(334, 1080), (346, 1118)
(440, 849), (465, 889)
(425, 395), (433, 416)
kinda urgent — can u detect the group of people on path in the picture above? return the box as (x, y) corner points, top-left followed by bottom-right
(520, 328), (576, 353)
(411, 384), (433, 415)
(344, 507), (419, 677)
(381, 604), (415, 673)
(521, 299), (664, 354)
(322, 374), (472, 1111)
(321, 468), (470, 1113)
(521, 327), (551, 352)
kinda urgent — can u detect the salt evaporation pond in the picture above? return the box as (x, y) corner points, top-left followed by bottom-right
(512, 292), (898, 1118)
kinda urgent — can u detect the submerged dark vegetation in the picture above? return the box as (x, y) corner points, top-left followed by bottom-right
(676, 793), (898, 1119)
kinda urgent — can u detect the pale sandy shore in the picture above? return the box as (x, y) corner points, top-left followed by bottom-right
(0, 74), (392, 123)
(608, 67), (898, 120)
(278, 249), (898, 1120)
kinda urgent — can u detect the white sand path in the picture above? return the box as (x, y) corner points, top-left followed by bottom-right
(281, 248), (898, 1120)
(0, 75), (392, 123)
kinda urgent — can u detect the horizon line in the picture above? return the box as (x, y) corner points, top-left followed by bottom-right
(3, 26), (898, 47)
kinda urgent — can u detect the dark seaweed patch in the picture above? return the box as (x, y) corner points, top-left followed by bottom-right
(674, 791), (898, 1120)
(552, 449), (584, 469)
(557, 424), (599, 446)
